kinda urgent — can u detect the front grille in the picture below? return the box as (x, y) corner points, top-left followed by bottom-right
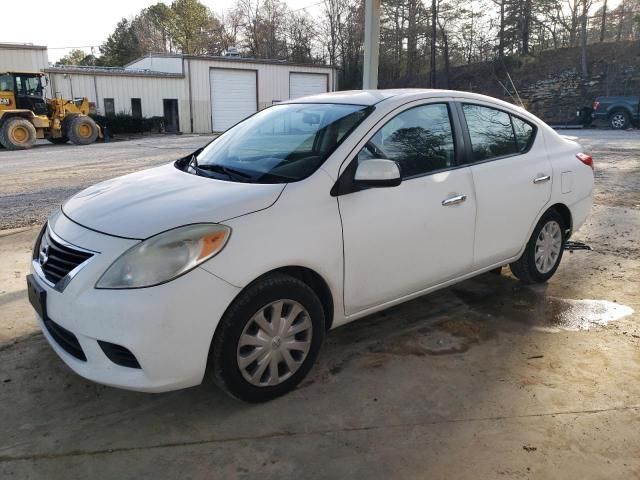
(43, 317), (87, 361)
(36, 228), (93, 286)
(98, 341), (141, 369)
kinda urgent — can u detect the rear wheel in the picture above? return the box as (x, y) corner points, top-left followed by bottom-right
(67, 116), (99, 145)
(510, 209), (566, 284)
(0, 117), (37, 150)
(47, 136), (68, 145)
(609, 110), (630, 129)
(210, 273), (325, 402)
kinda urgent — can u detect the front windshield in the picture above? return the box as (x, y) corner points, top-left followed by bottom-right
(193, 103), (371, 183)
(15, 75), (43, 96)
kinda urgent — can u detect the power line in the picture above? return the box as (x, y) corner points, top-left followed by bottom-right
(291, 1), (324, 13)
(47, 45), (100, 50)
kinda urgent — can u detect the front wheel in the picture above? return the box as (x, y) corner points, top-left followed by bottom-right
(209, 273), (325, 402)
(510, 209), (566, 284)
(67, 116), (99, 145)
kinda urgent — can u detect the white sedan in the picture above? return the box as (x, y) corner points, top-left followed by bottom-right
(27, 90), (594, 402)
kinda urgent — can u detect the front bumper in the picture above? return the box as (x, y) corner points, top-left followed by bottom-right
(31, 212), (241, 393)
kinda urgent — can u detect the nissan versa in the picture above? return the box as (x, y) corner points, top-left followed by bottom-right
(27, 90), (594, 402)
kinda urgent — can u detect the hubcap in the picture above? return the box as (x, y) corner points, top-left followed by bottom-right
(237, 300), (312, 387)
(612, 114), (625, 128)
(78, 123), (91, 138)
(535, 220), (562, 274)
(12, 126), (28, 143)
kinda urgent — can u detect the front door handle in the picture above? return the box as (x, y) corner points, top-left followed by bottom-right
(533, 175), (551, 184)
(442, 194), (467, 206)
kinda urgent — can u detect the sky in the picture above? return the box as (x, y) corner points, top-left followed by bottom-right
(2, 0), (622, 63)
(1, 0), (318, 62)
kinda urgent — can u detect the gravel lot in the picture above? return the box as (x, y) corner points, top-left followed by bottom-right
(0, 135), (213, 230)
(0, 129), (639, 479)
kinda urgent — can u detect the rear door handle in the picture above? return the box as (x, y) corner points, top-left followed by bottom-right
(442, 194), (467, 206)
(533, 175), (551, 184)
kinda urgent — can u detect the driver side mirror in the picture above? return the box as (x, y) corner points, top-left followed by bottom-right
(354, 159), (402, 188)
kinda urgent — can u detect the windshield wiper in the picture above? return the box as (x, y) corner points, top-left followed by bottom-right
(196, 164), (252, 182)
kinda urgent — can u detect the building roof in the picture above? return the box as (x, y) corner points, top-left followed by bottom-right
(125, 52), (337, 70)
(45, 65), (184, 79)
(0, 42), (47, 51)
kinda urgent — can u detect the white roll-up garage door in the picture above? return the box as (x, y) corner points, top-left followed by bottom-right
(210, 68), (257, 131)
(289, 73), (328, 99)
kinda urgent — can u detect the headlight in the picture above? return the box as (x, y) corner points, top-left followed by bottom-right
(96, 224), (230, 289)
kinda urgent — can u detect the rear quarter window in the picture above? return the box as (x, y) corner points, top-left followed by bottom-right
(511, 116), (536, 152)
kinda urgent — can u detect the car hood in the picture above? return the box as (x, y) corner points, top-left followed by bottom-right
(62, 163), (285, 239)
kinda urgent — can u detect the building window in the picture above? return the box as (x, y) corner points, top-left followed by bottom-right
(104, 98), (115, 117)
(131, 98), (142, 119)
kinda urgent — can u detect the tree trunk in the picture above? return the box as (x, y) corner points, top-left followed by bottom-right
(498, 0), (505, 58)
(437, 18), (449, 88)
(407, 0), (418, 77)
(599, 0), (607, 42)
(522, 0), (532, 55)
(430, 0), (437, 88)
(580, 0), (589, 77)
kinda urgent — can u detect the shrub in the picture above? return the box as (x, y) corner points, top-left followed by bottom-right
(90, 113), (165, 135)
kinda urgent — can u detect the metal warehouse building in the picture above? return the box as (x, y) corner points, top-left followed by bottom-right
(0, 44), (336, 134)
(0, 43), (48, 72)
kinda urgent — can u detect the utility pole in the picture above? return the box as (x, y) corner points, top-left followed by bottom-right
(363, 0), (381, 89)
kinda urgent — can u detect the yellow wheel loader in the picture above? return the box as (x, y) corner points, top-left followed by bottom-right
(0, 72), (101, 150)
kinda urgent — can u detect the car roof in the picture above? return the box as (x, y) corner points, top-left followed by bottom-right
(283, 88), (514, 107)
(296, 88), (500, 105)
(281, 88), (540, 126)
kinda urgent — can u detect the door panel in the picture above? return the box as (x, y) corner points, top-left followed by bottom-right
(459, 103), (552, 267)
(338, 102), (476, 316)
(340, 169), (476, 314)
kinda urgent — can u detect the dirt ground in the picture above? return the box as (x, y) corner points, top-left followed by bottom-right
(0, 129), (639, 479)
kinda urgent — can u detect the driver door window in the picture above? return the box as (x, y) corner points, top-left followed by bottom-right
(357, 103), (456, 178)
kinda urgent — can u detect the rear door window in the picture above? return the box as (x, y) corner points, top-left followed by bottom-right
(462, 104), (518, 162)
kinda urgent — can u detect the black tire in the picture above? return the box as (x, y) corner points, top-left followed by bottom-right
(609, 110), (630, 130)
(0, 117), (37, 150)
(210, 273), (325, 402)
(67, 116), (99, 145)
(510, 209), (566, 284)
(47, 136), (68, 145)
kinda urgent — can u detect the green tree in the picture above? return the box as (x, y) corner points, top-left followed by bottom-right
(133, 3), (176, 54)
(56, 49), (94, 66)
(99, 19), (142, 66)
(168, 0), (219, 54)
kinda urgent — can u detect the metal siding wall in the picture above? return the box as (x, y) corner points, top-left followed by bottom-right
(0, 48), (48, 72)
(48, 72), (190, 131)
(125, 57), (182, 74)
(188, 59), (334, 133)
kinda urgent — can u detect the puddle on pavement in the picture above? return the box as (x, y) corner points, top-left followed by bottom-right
(452, 280), (635, 333)
(524, 297), (634, 332)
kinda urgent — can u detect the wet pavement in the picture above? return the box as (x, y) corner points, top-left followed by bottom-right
(0, 129), (639, 479)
